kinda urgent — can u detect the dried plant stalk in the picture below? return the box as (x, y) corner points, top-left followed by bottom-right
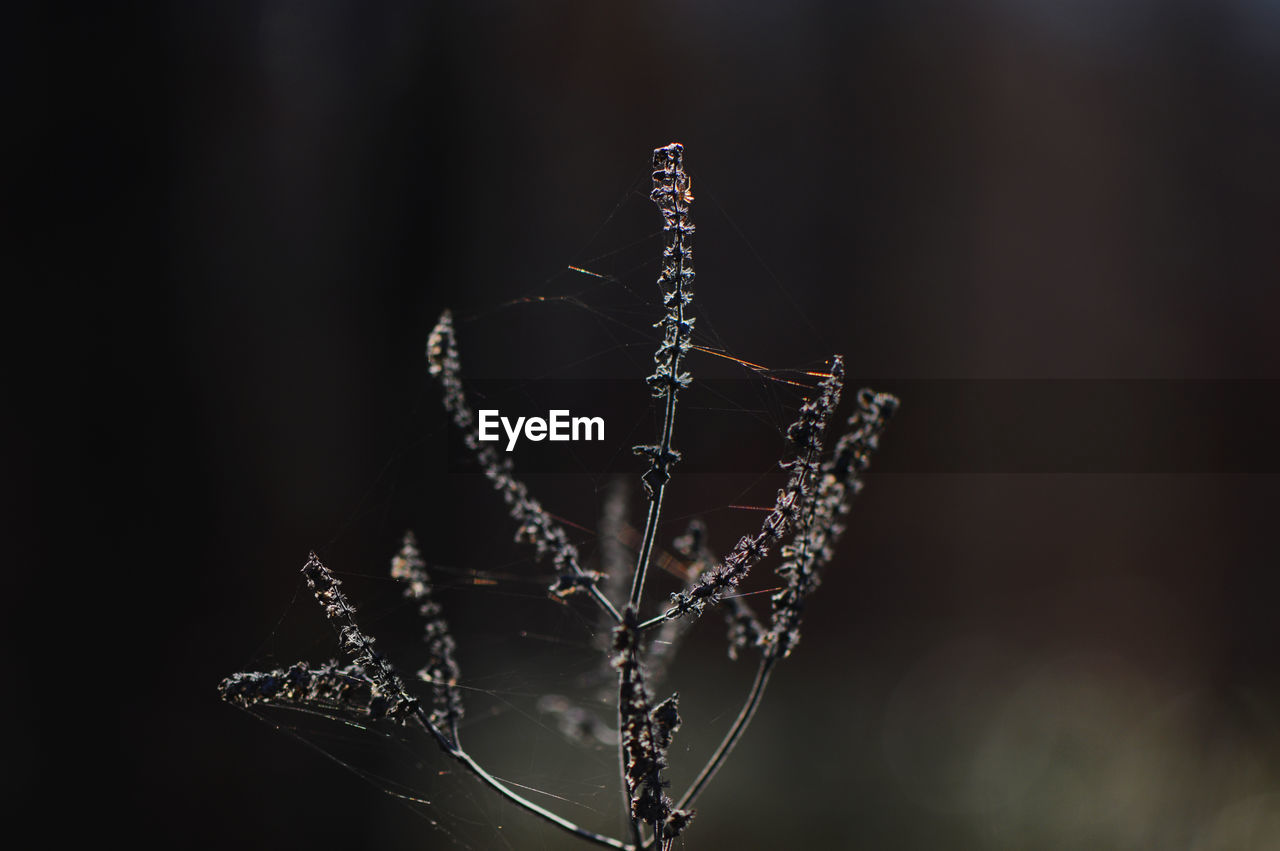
(391, 531), (464, 738)
(651, 357), (846, 628)
(220, 142), (897, 851)
(427, 310), (620, 620)
(219, 661), (400, 720)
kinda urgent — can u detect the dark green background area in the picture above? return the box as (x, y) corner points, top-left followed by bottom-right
(14, 2), (1279, 848)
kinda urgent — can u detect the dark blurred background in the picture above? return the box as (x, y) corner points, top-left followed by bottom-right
(13, 1), (1279, 848)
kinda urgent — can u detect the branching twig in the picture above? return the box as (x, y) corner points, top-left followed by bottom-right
(613, 143), (698, 848)
(639, 358), (845, 631)
(675, 388), (898, 813)
(222, 142), (898, 851)
(224, 553), (633, 850)
(766, 389), (899, 657)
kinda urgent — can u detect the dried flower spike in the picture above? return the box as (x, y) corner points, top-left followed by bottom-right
(663, 357), (845, 622)
(674, 518), (767, 661)
(300, 552), (419, 723)
(428, 309), (622, 621)
(219, 661), (403, 719)
(767, 387), (898, 658)
(613, 611), (690, 842)
(390, 531), (464, 737)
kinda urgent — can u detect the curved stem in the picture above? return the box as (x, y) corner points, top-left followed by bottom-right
(417, 708), (633, 851)
(675, 651), (779, 812)
(675, 415), (826, 811)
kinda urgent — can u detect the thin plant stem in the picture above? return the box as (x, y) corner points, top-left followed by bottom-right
(675, 652), (779, 813)
(628, 424), (675, 611)
(628, 145), (693, 613)
(675, 383), (830, 812)
(636, 607), (679, 632)
(222, 143), (898, 851)
(414, 706), (635, 851)
(618, 143), (696, 847)
(592, 580), (626, 623)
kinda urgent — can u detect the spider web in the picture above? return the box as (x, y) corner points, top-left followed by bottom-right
(224, 168), (846, 851)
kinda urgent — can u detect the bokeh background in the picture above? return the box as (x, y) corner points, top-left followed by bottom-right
(16, 1), (1279, 848)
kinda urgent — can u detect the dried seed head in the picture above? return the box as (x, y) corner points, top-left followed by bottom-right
(633, 142), (697, 499)
(766, 387), (898, 658)
(661, 808), (695, 848)
(301, 553), (417, 723)
(668, 358), (845, 621)
(649, 693), (681, 753)
(219, 661), (411, 720)
(614, 610), (683, 836)
(427, 310), (598, 602)
(390, 531), (464, 735)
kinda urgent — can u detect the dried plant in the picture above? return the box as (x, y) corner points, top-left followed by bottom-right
(220, 143), (897, 849)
